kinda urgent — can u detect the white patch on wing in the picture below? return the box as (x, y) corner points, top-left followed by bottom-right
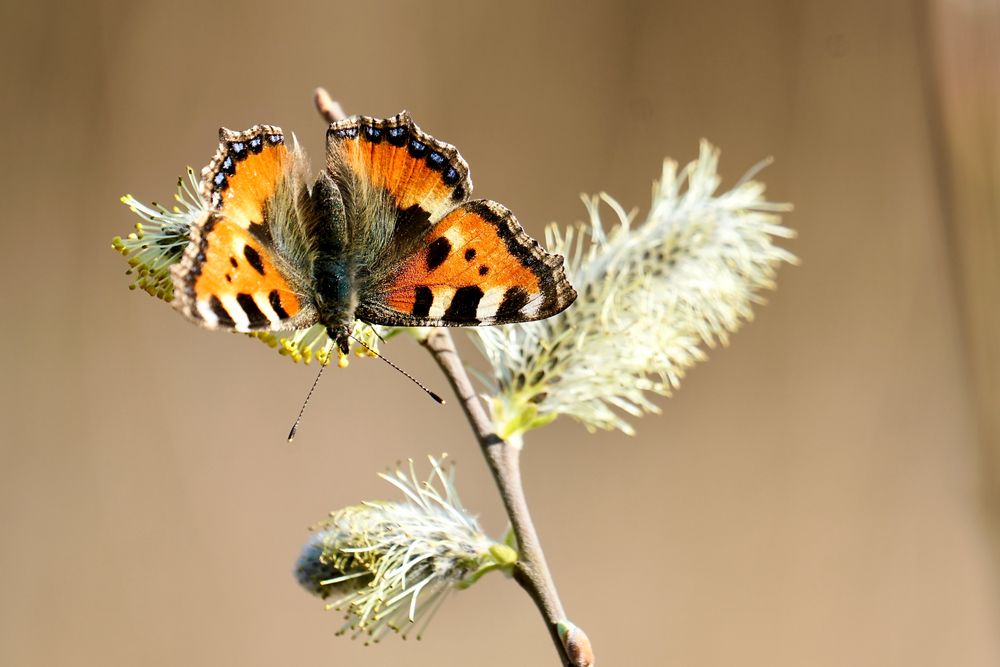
(477, 286), (507, 320)
(196, 299), (219, 326)
(428, 287), (456, 319)
(442, 225), (465, 248)
(221, 294), (250, 331)
(254, 292), (282, 328)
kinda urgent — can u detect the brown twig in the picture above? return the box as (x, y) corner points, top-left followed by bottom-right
(314, 87), (347, 123)
(313, 87), (590, 666)
(421, 329), (582, 667)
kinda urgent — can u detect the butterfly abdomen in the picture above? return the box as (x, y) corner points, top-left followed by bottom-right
(314, 258), (357, 329)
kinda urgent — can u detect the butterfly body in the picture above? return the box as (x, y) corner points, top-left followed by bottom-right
(171, 112), (576, 353)
(302, 173), (360, 353)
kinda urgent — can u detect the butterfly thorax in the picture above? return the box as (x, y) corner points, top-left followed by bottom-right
(314, 257), (357, 354)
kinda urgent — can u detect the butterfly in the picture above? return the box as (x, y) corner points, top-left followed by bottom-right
(171, 111), (577, 355)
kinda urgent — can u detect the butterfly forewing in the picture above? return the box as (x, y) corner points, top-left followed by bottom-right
(327, 111), (472, 229)
(171, 125), (317, 332)
(357, 199), (577, 327)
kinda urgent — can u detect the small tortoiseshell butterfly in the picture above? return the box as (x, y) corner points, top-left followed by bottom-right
(171, 112), (577, 353)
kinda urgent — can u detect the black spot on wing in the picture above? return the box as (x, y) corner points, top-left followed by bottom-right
(330, 126), (359, 140)
(397, 204), (431, 230)
(389, 204), (434, 257)
(408, 139), (428, 158)
(247, 219), (273, 246)
(269, 290), (289, 319)
(464, 248), (476, 261)
(412, 286), (433, 318)
(386, 125), (408, 147)
(426, 237), (451, 271)
(229, 256), (238, 268)
(496, 287), (530, 321)
(208, 295), (234, 326)
(243, 245), (265, 275)
(479, 265), (489, 275)
(444, 285), (483, 322)
(236, 293), (269, 328)
(426, 151), (446, 171)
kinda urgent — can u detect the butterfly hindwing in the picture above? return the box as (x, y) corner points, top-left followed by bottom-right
(171, 125), (317, 332)
(356, 199), (577, 327)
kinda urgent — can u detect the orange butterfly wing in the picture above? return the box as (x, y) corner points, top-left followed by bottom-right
(326, 111), (470, 227)
(171, 126), (315, 331)
(357, 200), (577, 327)
(326, 111), (575, 327)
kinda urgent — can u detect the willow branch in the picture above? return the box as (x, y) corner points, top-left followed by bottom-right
(314, 87), (347, 123)
(421, 329), (578, 667)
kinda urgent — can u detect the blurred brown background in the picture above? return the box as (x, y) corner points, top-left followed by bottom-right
(2, 0), (998, 665)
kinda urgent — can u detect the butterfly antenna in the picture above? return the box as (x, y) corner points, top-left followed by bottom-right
(287, 362), (327, 442)
(349, 333), (446, 405)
